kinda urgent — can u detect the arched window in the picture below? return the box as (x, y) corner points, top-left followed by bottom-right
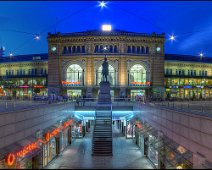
(28, 80), (37, 86)
(68, 46), (72, 53)
(94, 45), (98, 53)
(100, 45), (103, 53)
(82, 46), (85, 53)
(114, 45), (118, 53)
(77, 46), (81, 53)
(66, 64), (83, 85)
(129, 64), (147, 85)
(137, 46), (140, 53)
(97, 64), (116, 86)
(132, 46), (135, 53)
(72, 46), (76, 53)
(146, 47), (149, 54)
(109, 45), (113, 53)
(63, 46), (68, 54)
(141, 46), (145, 54)
(127, 46), (131, 53)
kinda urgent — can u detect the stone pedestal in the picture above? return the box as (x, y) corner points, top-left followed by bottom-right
(119, 87), (126, 97)
(86, 87), (93, 98)
(98, 82), (111, 104)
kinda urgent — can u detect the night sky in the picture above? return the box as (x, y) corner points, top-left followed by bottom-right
(0, 1), (212, 57)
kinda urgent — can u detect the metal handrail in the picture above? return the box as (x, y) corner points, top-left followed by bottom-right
(151, 101), (212, 118)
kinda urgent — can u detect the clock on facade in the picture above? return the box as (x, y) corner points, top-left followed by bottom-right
(156, 47), (161, 52)
(51, 46), (57, 52)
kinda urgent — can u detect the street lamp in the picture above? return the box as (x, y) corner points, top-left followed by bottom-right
(199, 52), (204, 60)
(99, 1), (107, 9)
(169, 34), (176, 42)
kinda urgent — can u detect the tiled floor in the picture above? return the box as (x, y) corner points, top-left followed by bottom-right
(46, 124), (154, 169)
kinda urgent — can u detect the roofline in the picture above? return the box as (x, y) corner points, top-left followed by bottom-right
(165, 53), (212, 58)
(3, 53), (48, 58)
(48, 29), (165, 38)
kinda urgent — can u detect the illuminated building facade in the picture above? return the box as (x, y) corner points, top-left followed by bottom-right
(165, 54), (212, 100)
(47, 30), (166, 99)
(0, 54), (48, 98)
(0, 30), (211, 100)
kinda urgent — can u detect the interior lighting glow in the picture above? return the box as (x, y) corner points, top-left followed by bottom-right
(102, 25), (112, 31)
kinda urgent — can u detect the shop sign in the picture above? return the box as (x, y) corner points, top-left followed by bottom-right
(196, 85), (204, 88)
(44, 119), (73, 142)
(61, 81), (81, 87)
(130, 81), (150, 86)
(183, 85), (192, 88)
(34, 85), (44, 88)
(5, 142), (39, 167)
(169, 85), (178, 89)
(19, 85), (29, 88)
(5, 119), (73, 167)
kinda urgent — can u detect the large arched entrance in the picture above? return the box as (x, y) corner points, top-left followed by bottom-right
(128, 64), (148, 101)
(65, 64), (84, 98)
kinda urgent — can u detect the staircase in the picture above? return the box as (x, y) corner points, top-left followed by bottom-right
(92, 82), (113, 156)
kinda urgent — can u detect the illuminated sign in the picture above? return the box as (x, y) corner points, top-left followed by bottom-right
(5, 142), (39, 166)
(34, 85), (44, 88)
(169, 85), (178, 89)
(5, 153), (15, 167)
(5, 119), (73, 167)
(61, 81), (81, 86)
(19, 85), (29, 88)
(196, 85), (204, 88)
(130, 82), (150, 86)
(44, 119), (73, 142)
(183, 85), (192, 88)
(102, 25), (112, 31)
(16, 142), (38, 157)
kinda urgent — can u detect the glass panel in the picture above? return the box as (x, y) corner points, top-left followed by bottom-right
(66, 64), (83, 85)
(129, 64), (147, 84)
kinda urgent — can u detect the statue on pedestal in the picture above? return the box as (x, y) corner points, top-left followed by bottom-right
(102, 56), (109, 82)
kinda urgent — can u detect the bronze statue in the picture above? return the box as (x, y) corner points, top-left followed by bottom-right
(102, 56), (109, 82)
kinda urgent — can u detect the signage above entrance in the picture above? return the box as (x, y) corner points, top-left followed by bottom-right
(61, 81), (81, 87)
(130, 81), (150, 86)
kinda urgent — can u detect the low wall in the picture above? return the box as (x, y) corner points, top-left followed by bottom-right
(133, 103), (212, 168)
(0, 102), (75, 149)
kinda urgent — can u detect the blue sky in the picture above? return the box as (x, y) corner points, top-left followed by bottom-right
(0, 1), (212, 57)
